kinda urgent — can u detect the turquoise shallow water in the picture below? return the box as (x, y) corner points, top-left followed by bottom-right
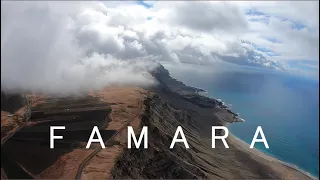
(164, 62), (319, 178)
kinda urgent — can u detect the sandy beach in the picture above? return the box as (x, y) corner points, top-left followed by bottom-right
(228, 134), (318, 180)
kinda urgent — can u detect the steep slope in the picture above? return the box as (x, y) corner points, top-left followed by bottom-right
(109, 64), (314, 180)
(1, 92), (29, 145)
(110, 94), (281, 179)
(1, 65), (315, 180)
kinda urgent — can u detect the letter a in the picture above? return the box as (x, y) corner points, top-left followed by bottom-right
(250, 126), (269, 149)
(86, 126), (105, 149)
(170, 126), (189, 149)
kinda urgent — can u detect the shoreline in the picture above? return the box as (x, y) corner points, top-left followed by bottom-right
(204, 91), (317, 179)
(228, 133), (318, 180)
(158, 63), (318, 179)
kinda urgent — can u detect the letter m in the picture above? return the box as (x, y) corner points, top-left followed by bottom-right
(127, 126), (148, 149)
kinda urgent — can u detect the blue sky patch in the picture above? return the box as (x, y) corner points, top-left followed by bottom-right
(291, 21), (306, 30)
(249, 17), (269, 24)
(287, 60), (319, 71)
(246, 9), (270, 24)
(137, 0), (153, 9)
(264, 37), (282, 44)
(246, 9), (307, 31)
(277, 17), (307, 30)
(245, 9), (266, 16)
(252, 44), (280, 57)
(252, 43), (275, 52)
(265, 52), (280, 57)
(255, 47), (273, 53)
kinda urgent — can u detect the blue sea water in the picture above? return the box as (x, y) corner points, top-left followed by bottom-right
(163, 62), (319, 178)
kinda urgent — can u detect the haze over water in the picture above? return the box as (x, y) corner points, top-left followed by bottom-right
(164, 62), (319, 178)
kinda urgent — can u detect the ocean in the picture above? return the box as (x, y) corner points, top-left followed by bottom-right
(163, 62), (319, 178)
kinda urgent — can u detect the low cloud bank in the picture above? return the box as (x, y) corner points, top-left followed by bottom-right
(1, 2), (157, 95)
(1, 1), (318, 95)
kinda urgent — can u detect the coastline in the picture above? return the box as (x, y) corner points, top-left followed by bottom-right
(228, 132), (318, 180)
(154, 64), (318, 179)
(198, 87), (317, 179)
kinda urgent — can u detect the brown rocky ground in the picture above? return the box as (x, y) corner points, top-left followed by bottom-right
(1, 65), (316, 179)
(1, 93), (45, 144)
(1, 105), (27, 145)
(1, 87), (316, 180)
(81, 87), (148, 179)
(1, 87), (149, 179)
(40, 87), (148, 179)
(109, 93), (315, 180)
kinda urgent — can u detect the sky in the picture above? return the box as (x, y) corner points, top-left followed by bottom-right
(1, 1), (319, 94)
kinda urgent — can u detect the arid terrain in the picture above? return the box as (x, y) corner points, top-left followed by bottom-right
(1, 65), (316, 180)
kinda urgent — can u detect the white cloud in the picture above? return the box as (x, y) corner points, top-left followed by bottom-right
(1, 1), (319, 95)
(157, 1), (248, 34)
(1, 1), (157, 95)
(236, 1), (319, 62)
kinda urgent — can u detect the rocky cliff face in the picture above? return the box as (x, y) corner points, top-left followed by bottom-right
(110, 93), (280, 179)
(1, 64), (312, 180)
(109, 64), (316, 179)
(1, 91), (26, 113)
(109, 64), (280, 179)
(150, 64), (206, 95)
(149, 64), (239, 126)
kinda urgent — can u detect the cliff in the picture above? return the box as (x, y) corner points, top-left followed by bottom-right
(110, 94), (281, 179)
(1, 64), (315, 180)
(150, 64), (240, 124)
(109, 64), (314, 179)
